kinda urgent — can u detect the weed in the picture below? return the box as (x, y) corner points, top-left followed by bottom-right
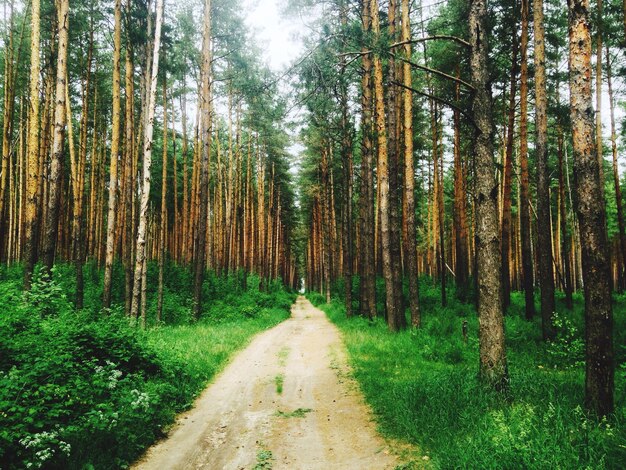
(253, 448), (273, 470)
(275, 408), (313, 418)
(274, 374), (284, 394)
(277, 347), (290, 367)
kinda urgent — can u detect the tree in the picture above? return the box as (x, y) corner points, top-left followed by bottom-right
(130, 0), (165, 324)
(519, 0), (535, 320)
(534, 0), (556, 340)
(41, 0), (70, 274)
(359, 0), (376, 320)
(567, 0), (614, 417)
(371, 0), (405, 331)
(193, 0), (212, 319)
(23, 0), (41, 289)
(103, 0), (123, 308)
(469, 0), (508, 390)
(401, 0), (421, 326)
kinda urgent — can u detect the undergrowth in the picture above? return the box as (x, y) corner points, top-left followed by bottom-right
(310, 279), (626, 469)
(0, 263), (295, 469)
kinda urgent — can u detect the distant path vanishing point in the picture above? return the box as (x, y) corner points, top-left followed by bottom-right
(132, 296), (398, 470)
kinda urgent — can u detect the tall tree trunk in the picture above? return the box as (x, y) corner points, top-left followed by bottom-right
(534, 0), (556, 340)
(371, 0), (404, 331)
(501, 16), (518, 311)
(359, 0), (376, 319)
(387, 0), (406, 328)
(193, 0), (212, 319)
(130, 0), (165, 322)
(339, 0), (353, 317)
(23, 0), (41, 289)
(157, 80), (168, 323)
(103, 0), (123, 308)
(519, 0), (535, 320)
(0, 0), (17, 261)
(432, 102), (446, 306)
(401, 0), (421, 326)
(595, 0), (605, 191)
(453, 66), (469, 303)
(568, 0), (614, 417)
(41, 0), (69, 274)
(470, 0), (509, 390)
(123, 9), (135, 314)
(557, 122), (574, 308)
(606, 47), (626, 292)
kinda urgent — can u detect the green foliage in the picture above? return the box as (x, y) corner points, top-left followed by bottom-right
(253, 448), (274, 470)
(547, 312), (585, 369)
(0, 264), (294, 469)
(274, 408), (313, 418)
(312, 286), (626, 469)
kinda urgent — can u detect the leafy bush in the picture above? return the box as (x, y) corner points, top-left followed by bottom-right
(0, 265), (295, 469)
(547, 312), (585, 368)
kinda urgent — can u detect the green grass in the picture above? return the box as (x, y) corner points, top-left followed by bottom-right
(146, 307), (290, 407)
(310, 281), (626, 469)
(274, 374), (284, 394)
(0, 263), (295, 470)
(275, 408), (313, 418)
(253, 448), (274, 469)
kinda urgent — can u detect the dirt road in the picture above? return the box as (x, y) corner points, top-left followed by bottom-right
(133, 296), (398, 470)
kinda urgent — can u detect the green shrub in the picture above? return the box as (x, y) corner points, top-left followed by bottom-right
(0, 264), (295, 469)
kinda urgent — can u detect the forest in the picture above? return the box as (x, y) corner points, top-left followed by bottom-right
(0, 0), (624, 468)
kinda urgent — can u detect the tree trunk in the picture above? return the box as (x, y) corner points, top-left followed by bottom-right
(501, 16), (518, 311)
(130, 0), (165, 322)
(371, 0), (404, 331)
(23, 0), (41, 289)
(567, 0), (614, 417)
(557, 122), (574, 308)
(534, 0), (556, 340)
(453, 67), (469, 303)
(41, 0), (69, 274)
(606, 47), (626, 292)
(359, 0), (376, 319)
(103, 0), (123, 309)
(193, 0), (212, 319)
(157, 80), (168, 323)
(469, 0), (509, 391)
(339, 0), (353, 317)
(519, 0), (535, 320)
(402, 0), (421, 326)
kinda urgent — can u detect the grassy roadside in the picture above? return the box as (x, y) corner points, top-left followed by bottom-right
(309, 285), (626, 469)
(0, 264), (294, 470)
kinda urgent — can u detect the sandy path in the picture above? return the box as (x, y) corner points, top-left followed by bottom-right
(132, 296), (398, 470)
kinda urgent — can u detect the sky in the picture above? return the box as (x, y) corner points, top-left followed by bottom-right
(243, 0), (312, 176)
(243, 0), (307, 72)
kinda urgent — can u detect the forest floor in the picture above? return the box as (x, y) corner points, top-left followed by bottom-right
(132, 296), (400, 470)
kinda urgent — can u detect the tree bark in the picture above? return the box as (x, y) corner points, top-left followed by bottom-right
(501, 15), (518, 311)
(41, 0), (69, 274)
(519, 0), (535, 320)
(359, 0), (376, 319)
(534, 0), (556, 340)
(23, 0), (41, 289)
(469, 0), (509, 391)
(371, 0), (405, 331)
(103, 0), (123, 308)
(606, 47), (626, 292)
(567, 0), (614, 417)
(130, 0), (165, 322)
(402, 0), (421, 326)
(193, 0), (212, 319)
